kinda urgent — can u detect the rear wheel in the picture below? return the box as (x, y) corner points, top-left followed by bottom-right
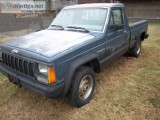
(128, 40), (142, 57)
(68, 66), (96, 108)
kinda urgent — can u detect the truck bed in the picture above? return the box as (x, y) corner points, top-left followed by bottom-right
(129, 20), (148, 49)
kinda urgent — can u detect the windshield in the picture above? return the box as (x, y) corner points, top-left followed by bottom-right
(50, 8), (108, 32)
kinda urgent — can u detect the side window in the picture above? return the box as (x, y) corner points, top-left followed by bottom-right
(108, 14), (114, 31)
(108, 8), (124, 31)
(112, 9), (123, 26)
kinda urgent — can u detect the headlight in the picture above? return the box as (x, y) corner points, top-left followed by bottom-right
(38, 64), (48, 76)
(37, 64), (57, 84)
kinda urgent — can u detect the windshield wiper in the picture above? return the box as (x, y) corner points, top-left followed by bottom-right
(50, 25), (64, 30)
(66, 26), (89, 33)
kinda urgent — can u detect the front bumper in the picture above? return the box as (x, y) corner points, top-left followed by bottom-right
(0, 65), (64, 98)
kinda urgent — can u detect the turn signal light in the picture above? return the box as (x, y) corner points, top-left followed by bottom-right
(48, 67), (57, 84)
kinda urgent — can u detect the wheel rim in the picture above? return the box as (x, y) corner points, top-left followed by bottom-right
(136, 43), (141, 55)
(78, 75), (93, 100)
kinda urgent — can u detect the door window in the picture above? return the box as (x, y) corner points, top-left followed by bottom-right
(108, 8), (124, 31)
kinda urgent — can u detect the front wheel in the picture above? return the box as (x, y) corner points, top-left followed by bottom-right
(128, 40), (142, 57)
(68, 66), (96, 108)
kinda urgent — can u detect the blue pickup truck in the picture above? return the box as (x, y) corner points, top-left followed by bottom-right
(0, 3), (149, 107)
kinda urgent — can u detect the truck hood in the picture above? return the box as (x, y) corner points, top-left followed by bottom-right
(5, 30), (95, 58)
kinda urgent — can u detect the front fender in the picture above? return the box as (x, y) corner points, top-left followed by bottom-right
(61, 53), (99, 96)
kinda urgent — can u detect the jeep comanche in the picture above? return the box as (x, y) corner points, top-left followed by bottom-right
(0, 3), (149, 107)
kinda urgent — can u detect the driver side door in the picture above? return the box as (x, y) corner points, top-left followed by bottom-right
(105, 8), (128, 60)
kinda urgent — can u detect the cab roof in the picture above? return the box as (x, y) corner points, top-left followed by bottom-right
(63, 3), (124, 9)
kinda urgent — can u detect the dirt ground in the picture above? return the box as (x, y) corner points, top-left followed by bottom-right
(0, 23), (160, 120)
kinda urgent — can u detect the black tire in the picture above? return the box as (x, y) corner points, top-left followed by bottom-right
(68, 66), (96, 108)
(128, 40), (142, 58)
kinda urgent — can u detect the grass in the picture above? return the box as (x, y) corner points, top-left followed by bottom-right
(0, 23), (160, 120)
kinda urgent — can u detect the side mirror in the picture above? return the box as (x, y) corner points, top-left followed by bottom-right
(115, 24), (124, 30)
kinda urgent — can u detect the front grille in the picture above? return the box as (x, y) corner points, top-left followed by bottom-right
(2, 53), (35, 77)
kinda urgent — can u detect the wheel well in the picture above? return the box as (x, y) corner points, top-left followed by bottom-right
(83, 59), (101, 73)
(140, 32), (146, 41)
(64, 58), (100, 97)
